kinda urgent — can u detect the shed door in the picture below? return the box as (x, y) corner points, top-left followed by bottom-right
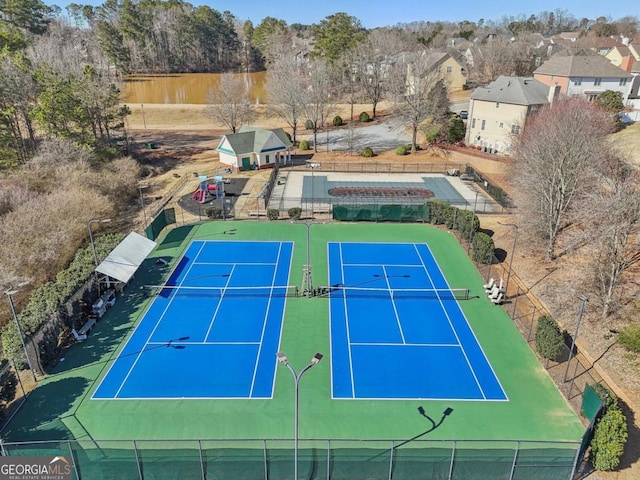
(242, 157), (251, 170)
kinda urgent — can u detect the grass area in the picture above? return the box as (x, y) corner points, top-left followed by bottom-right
(2, 221), (583, 445)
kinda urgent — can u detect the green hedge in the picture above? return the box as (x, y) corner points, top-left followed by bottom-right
(1, 233), (125, 359)
(359, 111), (370, 123)
(535, 315), (564, 362)
(362, 147), (374, 157)
(471, 232), (494, 264)
(618, 324), (640, 352)
(288, 207), (302, 220)
(590, 384), (628, 471)
(267, 209), (280, 220)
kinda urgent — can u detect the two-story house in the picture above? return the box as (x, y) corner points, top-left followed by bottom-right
(465, 76), (554, 155)
(533, 53), (633, 101)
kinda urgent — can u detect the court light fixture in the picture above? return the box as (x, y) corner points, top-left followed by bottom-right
(277, 351), (288, 365)
(276, 350), (323, 480)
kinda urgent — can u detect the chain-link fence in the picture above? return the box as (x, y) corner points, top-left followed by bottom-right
(1, 437), (580, 480)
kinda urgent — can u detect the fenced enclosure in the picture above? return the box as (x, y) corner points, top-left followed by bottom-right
(1, 437), (581, 480)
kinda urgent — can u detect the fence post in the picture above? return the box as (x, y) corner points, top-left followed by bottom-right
(133, 440), (143, 480)
(511, 286), (520, 320)
(263, 439), (268, 480)
(387, 440), (394, 480)
(198, 439), (205, 480)
(527, 307), (537, 341)
(447, 440), (456, 480)
(508, 441), (519, 480)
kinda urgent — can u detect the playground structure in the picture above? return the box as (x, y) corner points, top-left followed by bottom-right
(192, 175), (226, 204)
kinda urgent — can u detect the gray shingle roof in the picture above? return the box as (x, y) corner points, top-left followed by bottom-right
(219, 126), (292, 155)
(470, 76), (550, 106)
(534, 54), (632, 78)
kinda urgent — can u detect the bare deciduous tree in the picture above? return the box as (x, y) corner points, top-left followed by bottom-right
(511, 98), (615, 261)
(265, 53), (307, 143)
(587, 154), (640, 317)
(388, 49), (441, 152)
(205, 73), (254, 133)
(350, 29), (405, 119)
(303, 60), (335, 153)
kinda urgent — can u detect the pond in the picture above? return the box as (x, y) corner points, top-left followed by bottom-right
(120, 72), (267, 104)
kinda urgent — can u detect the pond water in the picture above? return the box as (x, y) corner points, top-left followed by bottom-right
(120, 72), (267, 104)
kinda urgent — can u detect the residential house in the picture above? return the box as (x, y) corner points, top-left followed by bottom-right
(465, 76), (554, 155)
(406, 50), (468, 93)
(533, 53), (633, 101)
(216, 126), (293, 172)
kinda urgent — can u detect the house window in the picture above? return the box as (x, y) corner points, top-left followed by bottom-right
(573, 78), (582, 86)
(620, 78), (628, 86)
(265, 155), (270, 164)
(481, 120), (486, 130)
(499, 122), (504, 128)
(446, 66), (452, 73)
(511, 124), (520, 134)
(471, 118), (476, 128)
(496, 102), (500, 108)
(594, 78), (602, 86)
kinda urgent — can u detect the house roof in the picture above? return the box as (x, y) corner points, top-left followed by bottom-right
(471, 76), (550, 106)
(218, 126), (292, 156)
(534, 54), (632, 78)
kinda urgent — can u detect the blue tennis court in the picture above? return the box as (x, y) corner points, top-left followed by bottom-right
(328, 242), (507, 401)
(93, 240), (294, 399)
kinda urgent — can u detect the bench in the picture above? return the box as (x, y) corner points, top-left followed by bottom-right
(312, 207), (331, 214)
(78, 316), (97, 336)
(248, 210), (267, 217)
(72, 328), (87, 342)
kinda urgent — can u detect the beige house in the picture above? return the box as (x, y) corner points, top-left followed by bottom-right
(216, 126), (293, 172)
(407, 50), (468, 93)
(466, 76), (554, 155)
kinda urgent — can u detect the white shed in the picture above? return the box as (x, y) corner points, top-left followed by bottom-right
(216, 126), (293, 172)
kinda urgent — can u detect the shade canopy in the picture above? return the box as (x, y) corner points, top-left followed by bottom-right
(95, 232), (157, 284)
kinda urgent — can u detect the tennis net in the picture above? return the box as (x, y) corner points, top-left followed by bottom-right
(317, 286), (470, 301)
(143, 285), (300, 298)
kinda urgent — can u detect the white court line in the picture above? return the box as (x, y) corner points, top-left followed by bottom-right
(147, 341), (262, 345)
(249, 242), (284, 397)
(202, 264), (236, 341)
(351, 342), (459, 347)
(381, 265), (406, 344)
(423, 243), (508, 400)
(413, 243), (486, 399)
(113, 241), (208, 399)
(194, 261), (277, 266)
(339, 243), (357, 399)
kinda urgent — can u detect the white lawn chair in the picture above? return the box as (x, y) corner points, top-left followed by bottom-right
(488, 285), (501, 299)
(483, 278), (495, 292)
(491, 292), (505, 305)
(72, 328), (87, 342)
(497, 278), (504, 293)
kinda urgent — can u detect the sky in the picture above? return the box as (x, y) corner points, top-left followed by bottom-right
(46, 0), (638, 29)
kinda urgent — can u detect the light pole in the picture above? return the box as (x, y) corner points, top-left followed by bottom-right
(5, 287), (37, 382)
(306, 162), (320, 219)
(305, 222), (313, 297)
(88, 218), (112, 295)
(564, 295), (588, 383)
(88, 218), (112, 268)
(277, 351), (323, 480)
(497, 222), (518, 295)
(138, 185), (148, 229)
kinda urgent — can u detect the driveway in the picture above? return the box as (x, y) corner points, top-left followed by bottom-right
(302, 118), (412, 154)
